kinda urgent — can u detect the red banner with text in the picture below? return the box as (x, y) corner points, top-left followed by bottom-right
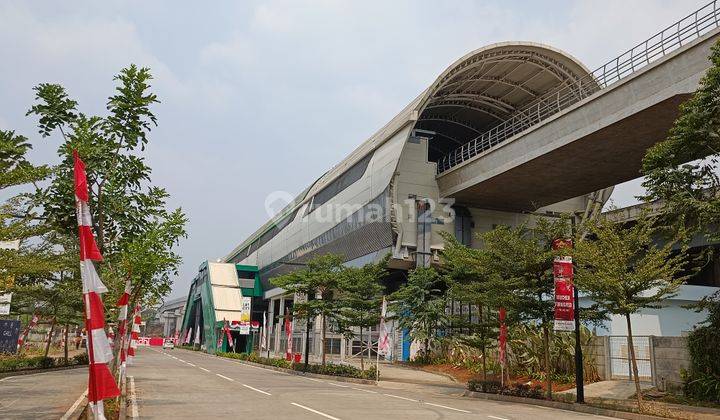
(552, 239), (575, 331)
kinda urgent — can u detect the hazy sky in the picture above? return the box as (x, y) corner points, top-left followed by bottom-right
(0, 0), (709, 300)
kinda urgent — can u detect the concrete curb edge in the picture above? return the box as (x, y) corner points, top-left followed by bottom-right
(463, 390), (666, 420)
(0, 363), (87, 379)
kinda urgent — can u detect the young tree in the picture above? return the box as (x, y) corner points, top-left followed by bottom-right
(441, 233), (521, 380)
(336, 257), (387, 370)
(390, 267), (448, 362)
(574, 216), (688, 409)
(24, 65), (187, 306)
(0, 130), (52, 290)
(271, 254), (344, 366)
(474, 217), (598, 398)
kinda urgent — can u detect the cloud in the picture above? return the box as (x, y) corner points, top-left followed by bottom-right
(0, 0), (712, 299)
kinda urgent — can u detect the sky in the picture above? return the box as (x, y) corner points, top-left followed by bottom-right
(0, 0), (710, 300)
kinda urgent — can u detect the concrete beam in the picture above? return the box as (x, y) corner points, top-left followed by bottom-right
(437, 29), (720, 212)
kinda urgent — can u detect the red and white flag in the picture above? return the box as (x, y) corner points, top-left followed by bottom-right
(116, 277), (131, 378)
(73, 150), (120, 419)
(377, 297), (390, 355)
(127, 305), (141, 364)
(17, 313), (40, 350)
(260, 311), (268, 351)
(284, 308), (293, 361)
(223, 320), (234, 350)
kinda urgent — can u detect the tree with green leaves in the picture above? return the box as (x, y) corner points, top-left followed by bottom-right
(24, 65), (187, 309)
(271, 254), (344, 366)
(574, 215), (689, 409)
(642, 40), (720, 239)
(0, 129), (52, 290)
(476, 219), (561, 397)
(684, 292), (720, 402)
(336, 256), (387, 370)
(441, 232), (520, 380)
(390, 266), (448, 362)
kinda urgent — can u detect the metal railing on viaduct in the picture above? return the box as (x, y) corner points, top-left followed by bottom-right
(436, 0), (720, 174)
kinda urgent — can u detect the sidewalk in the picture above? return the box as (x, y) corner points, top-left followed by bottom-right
(559, 380), (653, 399)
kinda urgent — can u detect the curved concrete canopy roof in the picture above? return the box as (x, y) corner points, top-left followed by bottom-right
(413, 42), (593, 161)
(224, 43), (593, 262)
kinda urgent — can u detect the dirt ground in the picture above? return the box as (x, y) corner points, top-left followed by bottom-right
(418, 363), (577, 391)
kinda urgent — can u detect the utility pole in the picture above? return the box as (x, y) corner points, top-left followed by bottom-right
(524, 210), (585, 403)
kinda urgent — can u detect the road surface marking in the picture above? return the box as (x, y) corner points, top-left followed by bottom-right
(199, 367), (211, 372)
(241, 383), (272, 396)
(186, 363), (196, 367)
(424, 402), (471, 413)
(303, 377), (323, 382)
(129, 376), (139, 419)
(216, 374), (234, 382)
(351, 387), (377, 394)
(327, 382), (350, 388)
(488, 416), (509, 420)
(290, 402), (342, 420)
(383, 393), (418, 402)
(60, 389), (87, 420)
(176, 358), (186, 363)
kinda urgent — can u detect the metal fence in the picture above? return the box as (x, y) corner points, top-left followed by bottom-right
(609, 336), (653, 381)
(436, 0), (720, 174)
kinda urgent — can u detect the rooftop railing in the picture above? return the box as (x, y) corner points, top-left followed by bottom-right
(436, 0), (720, 174)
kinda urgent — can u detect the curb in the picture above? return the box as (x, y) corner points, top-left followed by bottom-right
(60, 390), (88, 420)
(0, 363), (87, 379)
(229, 358), (378, 385)
(174, 348), (378, 385)
(463, 390), (666, 420)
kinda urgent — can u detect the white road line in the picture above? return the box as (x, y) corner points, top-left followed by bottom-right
(488, 416), (509, 420)
(290, 402), (342, 420)
(199, 367), (211, 372)
(186, 363), (196, 367)
(60, 389), (87, 420)
(216, 373), (234, 382)
(176, 358), (186, 363)
(424, 402), (471, 413)
(382, 393), (418, 402)
(129, 376), (139, 419)
(351, 387), (377, 394)
(241, 383), (272, 396)
(327, 382), (349, 388)
(303, 377), (323, 382)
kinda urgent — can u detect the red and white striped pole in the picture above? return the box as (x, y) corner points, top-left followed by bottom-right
(127, 304), (141, 364)
(73, 150), (120, 419)
(116, 277), (131, 380)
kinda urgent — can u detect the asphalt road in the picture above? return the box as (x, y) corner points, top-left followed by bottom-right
(0, 367), (87, 419)
(129, 347), (616, 420)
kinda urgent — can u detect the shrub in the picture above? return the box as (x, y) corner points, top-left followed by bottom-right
(684, 294), (720, 402)
(292, 362), (377, 380)
(0, 355), (59, 372)
(215, 352), (373, 379)
(467, 379), (543, 399)
(73, 353), (89, 365)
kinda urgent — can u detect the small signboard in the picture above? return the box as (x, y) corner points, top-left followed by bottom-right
(0, 304), (9, 315)
(0, 320), (21, 353)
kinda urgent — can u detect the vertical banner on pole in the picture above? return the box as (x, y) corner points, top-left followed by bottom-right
(552, 239), (575, 332)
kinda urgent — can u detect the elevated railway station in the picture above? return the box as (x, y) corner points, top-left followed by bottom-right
(184, 2), (720, 360)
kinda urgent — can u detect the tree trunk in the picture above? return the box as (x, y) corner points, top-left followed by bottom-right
(542, 324), (552, 399)
(359, 325), (364, 370)
(321, 314), (327, 366)
(64, 323), (69, 363)
(44, 319), (56, 358)
(479, 303), (487, 381)
(626, 314), (644, 411)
